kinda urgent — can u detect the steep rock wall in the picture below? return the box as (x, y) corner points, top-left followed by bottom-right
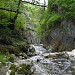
(43, 20), (75, 51)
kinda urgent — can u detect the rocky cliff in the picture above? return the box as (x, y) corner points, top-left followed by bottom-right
(43, 20), (75, 51)
(41, 0), (75, 51)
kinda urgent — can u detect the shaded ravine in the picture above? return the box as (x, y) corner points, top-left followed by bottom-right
(18, 44), (75, 75)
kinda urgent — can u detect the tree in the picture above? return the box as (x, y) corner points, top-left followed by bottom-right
(12, 0), (22, 29)
(0, 0), (24, 29)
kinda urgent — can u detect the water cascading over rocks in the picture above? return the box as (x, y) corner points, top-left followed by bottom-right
(17, 44), (75, 75)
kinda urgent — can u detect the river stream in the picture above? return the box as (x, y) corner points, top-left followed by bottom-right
(18, 44), (75, 75)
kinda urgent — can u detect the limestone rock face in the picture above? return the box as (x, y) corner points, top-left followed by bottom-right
(44, 20), (75, 51)
(26, 30), (41, 44)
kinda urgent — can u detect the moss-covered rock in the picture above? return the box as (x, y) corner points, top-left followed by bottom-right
(17, 64), (33, 75)
(10, 64), (33, 75)
(10, 64), (17, 75)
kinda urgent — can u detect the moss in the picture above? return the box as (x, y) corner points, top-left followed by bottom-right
(17, 64), (32, 75)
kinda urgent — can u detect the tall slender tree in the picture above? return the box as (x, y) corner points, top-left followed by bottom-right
(13, 0), (22, 28)
(6, 0), (22, 29)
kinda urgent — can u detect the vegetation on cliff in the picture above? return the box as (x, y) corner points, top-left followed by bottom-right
(36, 0), (75, 51)
(36, 0), (75, 38)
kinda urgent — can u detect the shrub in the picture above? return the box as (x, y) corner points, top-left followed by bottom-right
(17, 64), (32, 75)
(10, 64), (17, 75)
(57, 0), (75, 21)
(46, 13), (61, 29)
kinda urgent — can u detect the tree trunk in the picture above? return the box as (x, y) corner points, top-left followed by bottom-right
(14, 0), (22, 23)
(44, 0), (45, 10)
(9, 0), (22, 29)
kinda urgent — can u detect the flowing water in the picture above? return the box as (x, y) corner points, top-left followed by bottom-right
(18, 44), (75, 75)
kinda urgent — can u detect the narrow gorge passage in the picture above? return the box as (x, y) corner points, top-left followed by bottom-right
(1, 0), (75, 75)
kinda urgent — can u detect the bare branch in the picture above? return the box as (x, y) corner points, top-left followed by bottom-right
(0, 0), (47, 14)
(0, 8), (21, 13)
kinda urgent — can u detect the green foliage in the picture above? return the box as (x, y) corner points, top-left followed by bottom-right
(36, 25), (42, 38)
(48, 0), (55, 12)
(15, 14), (26, 29)
(0, 0), (27, 46)
(0, 0), (26, 29)
(0, 53), (8, 64)
(0, 10), (16, 26)
(36, 11), (61, 37)
(36, 11), (50, 37)
(46, 13), (61, 29)
(56, 0), (75, 20)
(64, 12), (75, 20)
(23, 3), (43, 28)
(36, 0), (75, 38)
(0, 0), (18, 10)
